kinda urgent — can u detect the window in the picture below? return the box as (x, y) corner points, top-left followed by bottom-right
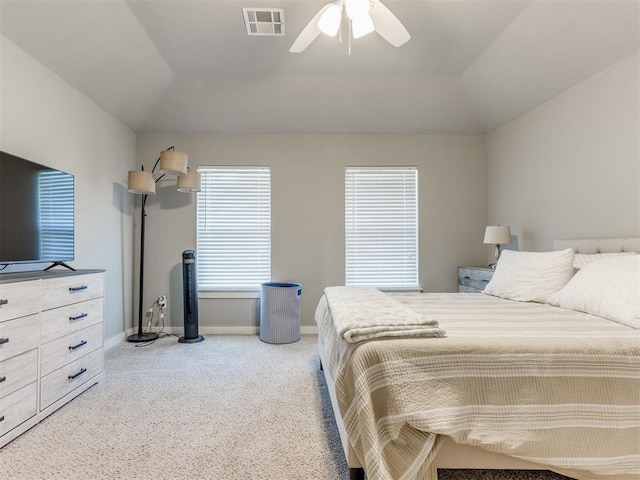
(197, 167), (271, 291)
(38, 170), (74, 260)
(345, 166), (418, 289)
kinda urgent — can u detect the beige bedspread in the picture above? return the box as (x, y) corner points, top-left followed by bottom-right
(315, 292), (640, 480)
(323, 286), (445, 343)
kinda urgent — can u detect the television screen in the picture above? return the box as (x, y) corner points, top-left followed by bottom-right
(0, 151), (74, 265)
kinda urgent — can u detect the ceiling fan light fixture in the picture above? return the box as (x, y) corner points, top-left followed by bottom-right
(346, 0), (369, 21)
(289, 0), (409, 53)
(318, 3), (342, 36)
(352, 13), (374, 39)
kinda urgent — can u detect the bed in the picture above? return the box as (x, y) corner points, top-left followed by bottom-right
(315, 237), (640, 480)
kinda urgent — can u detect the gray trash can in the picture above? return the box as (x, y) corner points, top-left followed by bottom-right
(260, 282), (302, 344)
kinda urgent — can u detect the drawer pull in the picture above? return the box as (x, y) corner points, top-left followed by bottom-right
(69, 285), (88, 292)
(69, 340), (88, 351)
(69, 313), (88, 321)
(0, 415), (4, 422)
(0, 299), (8, 306)
(463, 276), (471, 280)
(0, 338), (9, 346)
(68, 368), (87, 380)
(0, 376), (5, 383)
(481, 279), (490, 283)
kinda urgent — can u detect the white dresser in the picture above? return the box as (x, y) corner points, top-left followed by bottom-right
(0, 269), (105, 447)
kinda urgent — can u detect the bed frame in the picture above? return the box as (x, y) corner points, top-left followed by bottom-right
(319, 237), (640, 480)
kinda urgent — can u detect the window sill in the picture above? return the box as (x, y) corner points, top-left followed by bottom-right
(199, 290), (260, 299)
(378, 287), (423, 293)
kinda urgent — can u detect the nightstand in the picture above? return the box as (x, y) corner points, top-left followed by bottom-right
(457, 266), (494, 293)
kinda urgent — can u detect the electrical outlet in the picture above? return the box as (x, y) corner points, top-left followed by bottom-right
(158, 295), (167, 307)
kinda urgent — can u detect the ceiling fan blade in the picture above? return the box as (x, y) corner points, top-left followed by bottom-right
(369, 0), (411, 47)
(289, 3), (334, 53)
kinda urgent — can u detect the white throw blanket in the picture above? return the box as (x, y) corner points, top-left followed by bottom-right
(324, 286), (445, 343)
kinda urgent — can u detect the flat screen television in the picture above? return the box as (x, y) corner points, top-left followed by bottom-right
(0, 151), (75, 269)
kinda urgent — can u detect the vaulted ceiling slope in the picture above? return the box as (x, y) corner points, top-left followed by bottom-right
(1, 0), (638, 134)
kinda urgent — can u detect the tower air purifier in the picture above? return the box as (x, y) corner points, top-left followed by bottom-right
(179, 250), (204, 343)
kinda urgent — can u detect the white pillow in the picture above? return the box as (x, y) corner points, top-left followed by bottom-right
(573, 252), (637, 270)
(482, 248), (575, 303)
(548, 255), (640, 329)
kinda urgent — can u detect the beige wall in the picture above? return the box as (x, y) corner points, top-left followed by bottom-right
(6, 32), (636, 339)
(487, 51), (640, 252)
(3, 32), (637, 340)
(0, 36), (136, 343)
(136, 134), (487, 329)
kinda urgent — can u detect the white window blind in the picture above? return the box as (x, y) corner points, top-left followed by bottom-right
(197, 167), (271, 290)
(38, 170), (74, 260)
(345, 166), (418, 289)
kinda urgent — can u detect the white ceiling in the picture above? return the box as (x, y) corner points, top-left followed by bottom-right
(1, 0), (638, 134)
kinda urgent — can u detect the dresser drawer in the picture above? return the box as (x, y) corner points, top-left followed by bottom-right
(0, 314), (40, 362)
(41, 297), (103, 344)
(0, 382), (37, 437)
(458, 285), (481, 293)
(41, 323), (103, 377)
(41, 273), (104, 311)
(0, 280), (40, 323)
(41, 347), (103, 409)
(0, 349), (38, 400)
(458, 267), (494, 293)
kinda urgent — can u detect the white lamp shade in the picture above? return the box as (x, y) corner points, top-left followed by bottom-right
(346, 0), (369, 20)
(159, 150), (188, 176)
(127, 170), (155, 194)
(318, 3), (342, 36)
(352, 13), (374, 39)
(177, 170), (201, 193)
(483, 225), (511, 245)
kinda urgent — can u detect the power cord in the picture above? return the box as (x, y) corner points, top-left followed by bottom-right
(134, 299), (178, 347)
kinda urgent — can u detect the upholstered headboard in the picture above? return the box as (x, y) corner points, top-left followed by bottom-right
(553, 237), (640, 253)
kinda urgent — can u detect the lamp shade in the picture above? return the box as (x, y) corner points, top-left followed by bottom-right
(318, 3), (341, 36)
(128, 170), (155, 194)
(177, 170), (201, 193)
(159, 150), (188, 176)
(483, 225), (511, 245)
(352, 13), (374, 39)
(346, 0), (369, 20)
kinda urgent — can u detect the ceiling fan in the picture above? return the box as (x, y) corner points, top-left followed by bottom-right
(289, 0), (410, 53)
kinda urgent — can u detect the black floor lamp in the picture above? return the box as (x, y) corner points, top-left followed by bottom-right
(126, 146), (201, 343)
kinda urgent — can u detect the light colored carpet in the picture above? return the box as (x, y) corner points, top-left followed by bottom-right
(0, 335), (572, 480)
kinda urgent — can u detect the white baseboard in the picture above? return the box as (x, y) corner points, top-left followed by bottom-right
(199, 326), (259, 335)
(115, 325), (318, 341)
(196, 325), (318, 335)
(104, 332), (126, 350)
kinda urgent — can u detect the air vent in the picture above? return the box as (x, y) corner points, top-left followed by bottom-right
(242, 8), (285, 36)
